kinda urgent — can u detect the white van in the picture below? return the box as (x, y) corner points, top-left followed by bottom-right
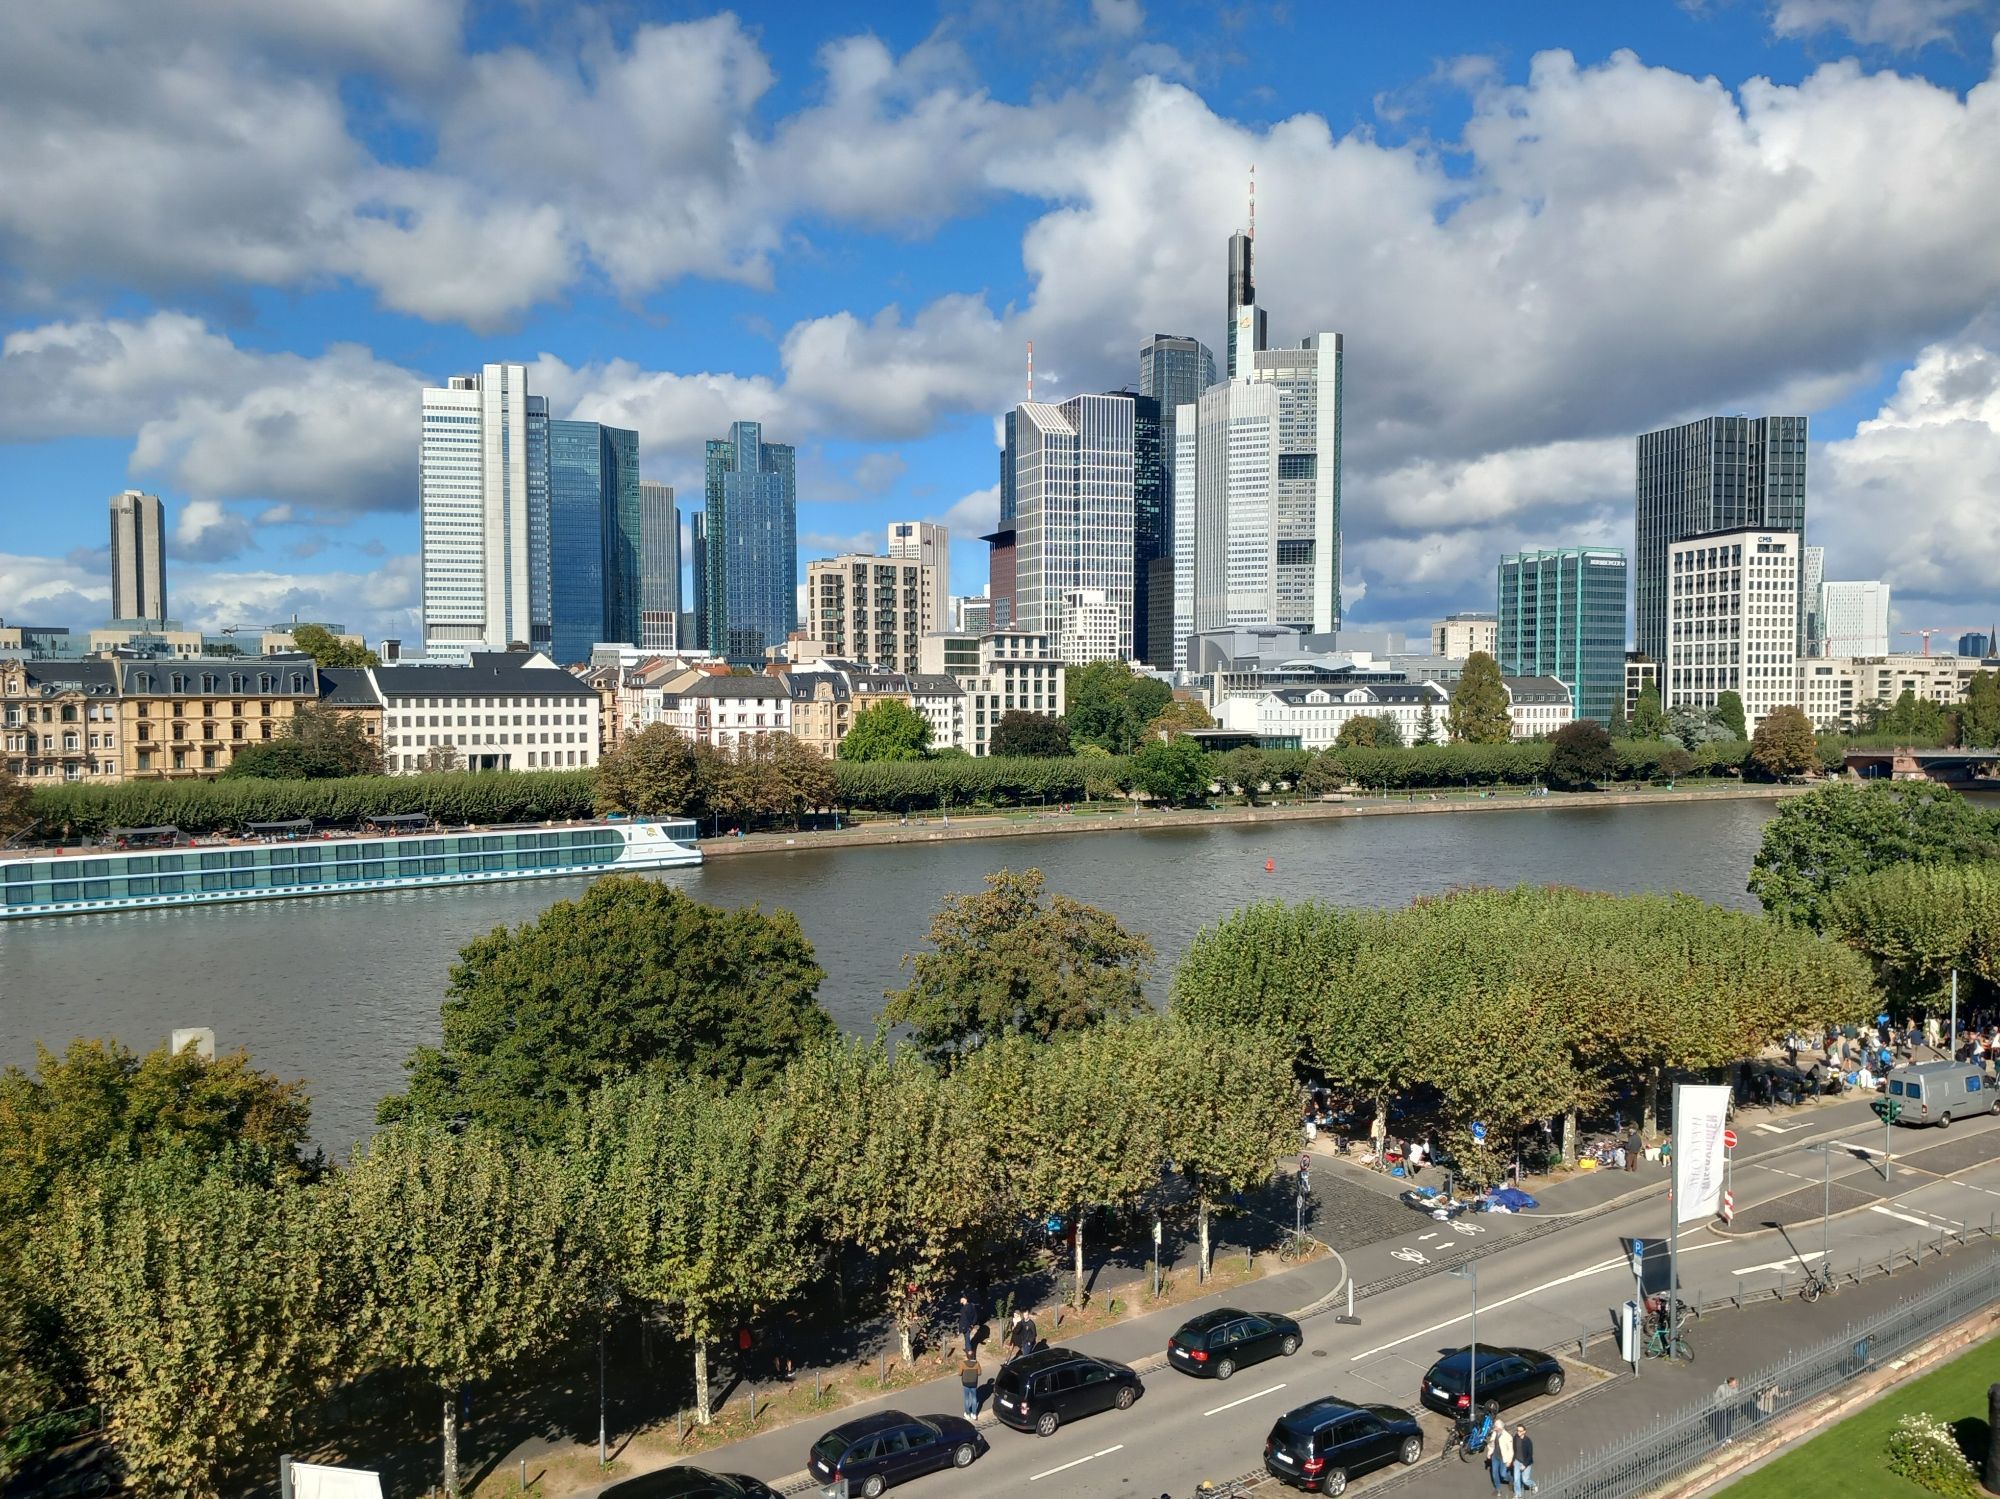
(1885, 1062), (1997, 1128)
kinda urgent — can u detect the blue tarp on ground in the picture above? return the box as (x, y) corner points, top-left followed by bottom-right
(1487, 1186), (1539, 1211)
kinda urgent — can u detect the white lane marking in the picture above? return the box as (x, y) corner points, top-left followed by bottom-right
(1418, 1232), (1438, 1240)
(1203, 1383), (1287, 1417)
(1729, 1251), (1825, 1275)
(1754, 1122), (1800, 1134)
(1029, 1445), (1124, 1481)
(1350, 1242), (1735, 1360)
(1869, 1204), (1945, 1228)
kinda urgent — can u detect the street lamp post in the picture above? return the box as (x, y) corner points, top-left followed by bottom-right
(1449, 1263), (1479, 1417)
(1806, 1143), (1832, 1271)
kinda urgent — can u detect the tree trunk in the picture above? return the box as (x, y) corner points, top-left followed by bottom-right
(1372, 1097), (1388, 1153)
(1199, 1197), (1212, 1283)
(1073, 1211), (1086, 1310)
(442, 1388), (460, 1499)
(1562, 1109), (1578, 1168)
(1985, 1382), (2000, 1492)
(898, 1309), (915, 1365)
(1642, 1068), (1661, 1142)
(694, 1341), (712, 1425)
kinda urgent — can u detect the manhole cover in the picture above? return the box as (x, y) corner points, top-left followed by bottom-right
(1312, 1349), (1328, 1357)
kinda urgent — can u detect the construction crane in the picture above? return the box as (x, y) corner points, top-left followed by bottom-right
(1898, 628), (1982, 658)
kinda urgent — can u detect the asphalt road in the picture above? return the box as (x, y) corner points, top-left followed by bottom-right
(628, 1104), (2000, 1499)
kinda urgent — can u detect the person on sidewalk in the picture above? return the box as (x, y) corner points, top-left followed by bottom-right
(1489, 1419), (1514, 1494)
(1710, 1377), (1740, 1443)
(956, 1293), (979, 1356)
(1512, 1426), (1536, 1493)
(1625, 1130), (1641, 1172)
(959, 1353), (982, 1417)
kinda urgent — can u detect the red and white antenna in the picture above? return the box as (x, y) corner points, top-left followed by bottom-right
(1026, 340), (1034, 401)
(1248, 163), (1256, 240)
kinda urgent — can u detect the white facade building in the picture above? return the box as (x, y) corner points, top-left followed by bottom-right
(1224, 682), (1447, 750)
(1819, 580), (1891, 658)
(371, 652), (599, 773)
(1057, 589), (1122, 666)
(804, 553), (939, 674)
(1797, 652), (1987, 732)
(959, 630), (1067, 757)
(1502, 676), (1575, 739)
(678, 676), (793, 750)
(1431, 613), (1498, 659)
(1665, 529), (1800, 733)
(421, 364), (549, 663)
(1171, 335), (1342, 668)
(907, 672), (968, 752)
(1010, 395), (1136, 663)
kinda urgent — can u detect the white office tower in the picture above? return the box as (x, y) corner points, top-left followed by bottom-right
(1820, 579), (1891, 657)
(887, 521), (950, 633)
(639, 480), (680, 651)
(1170, 336), (1343, 669)
(1059, 590), (1122, 665)
(421, 364), (549, 662)
(1008, 395), (1136, 664)
(1665, 529), (1799, 733)
(1799, 545), (1825, 656)
(108, 489), (167, 623)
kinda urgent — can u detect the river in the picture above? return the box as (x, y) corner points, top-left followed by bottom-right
(1, 797), (1782, 1148)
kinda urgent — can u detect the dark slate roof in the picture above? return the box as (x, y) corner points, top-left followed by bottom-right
(317, 668), (382, 707)
(371, 653), (596, 699)
(785, 671), (853, 702)
(1269, 682), (1445, 706)
(20, 660), (119, 696)
(1502, 675), (1573, 705)
(684, 674), (790, 702)
(906, 673), (965, 697)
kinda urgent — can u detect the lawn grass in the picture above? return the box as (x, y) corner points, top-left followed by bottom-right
(1723, 1332), (2000, 1497)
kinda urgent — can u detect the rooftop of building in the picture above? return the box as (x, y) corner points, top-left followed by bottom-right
(1268, 681), (1446, 706)
(1502, 675), (1573, 704)
(684, 674), (792, 702)
(317, 668), (381, 707)
(369, 652), (596, 698)
(5, 659), (120, 695)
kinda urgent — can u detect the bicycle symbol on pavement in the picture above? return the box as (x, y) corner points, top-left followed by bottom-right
(1454, 1223), (1486, 1236)
(1390, 1247), (1430, 1265)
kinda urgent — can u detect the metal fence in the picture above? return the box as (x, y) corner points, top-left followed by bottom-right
(1542, 1249), (2000, 1499)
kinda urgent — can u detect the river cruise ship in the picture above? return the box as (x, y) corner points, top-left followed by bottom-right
(0, 818), (702, 920)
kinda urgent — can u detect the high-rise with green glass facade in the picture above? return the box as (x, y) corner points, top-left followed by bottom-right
(1497, 547), (1628, 725)
(547, 418), (641, 663)
(704, 421), (797, 664)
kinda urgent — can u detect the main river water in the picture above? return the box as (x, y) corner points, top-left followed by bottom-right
(1, 798), (1781, 1148)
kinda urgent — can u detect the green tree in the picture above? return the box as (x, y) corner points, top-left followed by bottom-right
(1298, 751), (1347, 797)
(988, 711), (1073, 758)
(838, 699), (933, 761)
(577, 1076), (813, 1422)
(1750, 781), (2000, 929)
(1827, 862), (2000, 1008)
(1630, 681), (1669, 740)
(1447, 652), (1513, 744)
(1130, 735), (1210, 806)
(1336, 714), (1404, 749)
(881, 868), (1154, 1060)
(1220, 745), (1269, 804)
(746, 732), (837, 828)
(221, 703), (385, 779)
(1960, 671), (2000, 748)
(595, 723), (700, 815)
(1667, 705), (1730, 750)
(288, 623), (380, 668)
(1606, 701), (1632, 740)
(1414, 700), (1440, 745)
(383, 877), (830, 1139)
(0, 767), (29, 840)
(1065, 663), (1172, 755)
(1657, 746), (1695, 782)
(1546, 720), (1617, 789)
(1749, 704), (1819, 780)
(343, 1124), (593, 1498)
(45, 1155), (346, 1498)
(1866, 688), (1951, 742)
(1713, 690), (1748, 740)
(1146, 698), (1215, 740)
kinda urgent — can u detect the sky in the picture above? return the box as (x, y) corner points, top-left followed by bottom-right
(3, 0), (2000, 651)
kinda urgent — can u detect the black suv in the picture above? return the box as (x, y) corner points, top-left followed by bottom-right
(1166, 1308), (1304, 1379)
(993, 1347), (1143, 1436)
(1264, 1398), (1424, 1494)
(805, 1411), (985, 1496)
(600, 1467), (782, 1499)
(1418, 1346), (1565, 1417)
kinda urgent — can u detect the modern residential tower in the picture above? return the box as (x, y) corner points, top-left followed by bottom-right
(887, 521), (949, 634)
(108, 490), (167, 624)
(703, 421), (797, 664)
(1665, 528), (1799, 733)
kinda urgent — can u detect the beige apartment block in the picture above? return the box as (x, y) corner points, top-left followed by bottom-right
(1, 658), (125, 784)
(111, 655), (321, 778)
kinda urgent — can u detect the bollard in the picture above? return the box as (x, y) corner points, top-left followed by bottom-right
(519, 1458), (527, 1492)
(676, 1408), (684, 1443)
(815, 1370), (823, 1402)
(879, 1350), (887, 1384)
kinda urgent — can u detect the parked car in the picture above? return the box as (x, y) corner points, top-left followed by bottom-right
(600, 1467), (783, 1499)
(1166, 1308), (1304, 1380)
(805, 1411), (984, 1496)
(1263, 1398), (1424, 1494)
(993, 1346), (1143, 1436)
(1418, 1346), (1565, 1417)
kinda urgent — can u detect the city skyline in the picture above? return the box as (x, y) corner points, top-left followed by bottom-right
(3, 3), (1999, 650)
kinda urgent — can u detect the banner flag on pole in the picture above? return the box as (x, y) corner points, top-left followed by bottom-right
(1673, 1083), (1731, 1225)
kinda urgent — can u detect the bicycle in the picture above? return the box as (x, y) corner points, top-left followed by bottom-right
(1798, 1262), (1838, 1303)
(1277, 1231), (1313, 1264)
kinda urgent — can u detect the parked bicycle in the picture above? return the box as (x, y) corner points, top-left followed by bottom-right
(1799, 1261), (1838, 1303)
(1643, 1294), (1697, 1361)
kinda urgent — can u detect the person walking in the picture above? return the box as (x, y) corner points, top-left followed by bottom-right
(959, 1352), (982, 1418)
(1710, 1377), (1740, 1443)
(1512, 1427), (1537, 1493)
(1489, 1418), (1514, 1494)
(1625, 1129), (1642, 1172)
(956, 1293), (979, 1356)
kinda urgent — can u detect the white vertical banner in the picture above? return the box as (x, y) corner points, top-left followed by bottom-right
(1673, 1083), (1731, 1225)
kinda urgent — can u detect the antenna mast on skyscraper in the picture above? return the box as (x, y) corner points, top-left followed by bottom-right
(1026, 340), (1034, 401)
(1248, 164), (1256, 239)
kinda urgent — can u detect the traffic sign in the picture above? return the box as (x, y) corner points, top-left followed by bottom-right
(1471, 1121), (1487, 1143)
(1721, 1128), (1737, 1150)
(1299, 1153), (1311, 1175)
(1720, 1190), (1734, 1224)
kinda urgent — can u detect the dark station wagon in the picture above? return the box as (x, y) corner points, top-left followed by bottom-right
(992, 1346), (1143, 1435)
(1264, 1397), (1424, 1494)
(1418, 1346), (1565, 1417)
(1166, 1307), (1304, 1379)
(805, 1410), (985, 1497)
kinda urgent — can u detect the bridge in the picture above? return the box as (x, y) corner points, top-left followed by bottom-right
(1844, 747), (2000, 782)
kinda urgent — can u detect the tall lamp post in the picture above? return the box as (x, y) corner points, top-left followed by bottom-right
(1804, 1142), (1833, 1272)
(1449, 1262), (1480, 1417)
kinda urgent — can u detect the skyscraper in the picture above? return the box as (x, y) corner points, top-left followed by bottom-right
(1138, 334), (1217, 669)
(1820, 580), (1891, 656)
(690, 511), (709, 650)
(1007, 393), (1137, 664)
(639, 481), (680, 651)
(1497, 548), (1629, 724)
(546, 419), (640, 663)
(1634, 415), (1808, 664)
(1666, 529), (1798, 732)
(1226, 231), (1269, 380)
(704, 421), (797, 663)
(1799, 545), (1825, 656)
(887, 521), (949, 631)
(421, 364), (550, 661)
(108, 490), (166, 623)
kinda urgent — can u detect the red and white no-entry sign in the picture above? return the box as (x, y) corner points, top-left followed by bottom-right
(1722, 1129), (1738, 1150)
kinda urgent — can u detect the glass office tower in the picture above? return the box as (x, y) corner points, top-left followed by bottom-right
(547, 420), (640, 663)
(704, 421), (797, 663)
(1497, 547), (1628, 725)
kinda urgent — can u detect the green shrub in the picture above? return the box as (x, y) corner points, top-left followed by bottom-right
(1885, 1411), (1979, 1497)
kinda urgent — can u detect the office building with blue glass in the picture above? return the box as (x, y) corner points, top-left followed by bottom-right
(704, 421), (797, 663)
(1497, 547), (1628, 725)
(547, 419), (641, 664)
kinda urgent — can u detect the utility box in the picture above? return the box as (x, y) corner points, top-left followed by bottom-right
(1619, 1300), (1640, 1364)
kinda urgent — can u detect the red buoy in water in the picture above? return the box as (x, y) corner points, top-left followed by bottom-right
(1265, 858), (1275, 873)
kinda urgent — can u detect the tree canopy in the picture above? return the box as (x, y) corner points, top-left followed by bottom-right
(1960, 671), (2000, 748)
(1828, 862), (2000, 1010)
(1713, 690), (1748, 741)
(1864, 689), (1952, 743)
(595, 723), (700, 815)
(1337, 714), (1404, 749)
(1130, 735), (1210, 806)
(0, 767), (28, 840)
(1146, 698), (1216, 740)
(1447, 652), (1513, 744)
(838, 699), (933, 761)
(288, 623), (380, 668)
(1749, 704), (1819, 780)
(1546, 719), (1616, 789)
(988, 710), (1074, 758)
(881, 868), (1154, 1060)
(220, 703), (384, 779)
(1631, 682), (1670, 741)
(1064, 663), (1173, 754)
(383, 877), (831, 1138)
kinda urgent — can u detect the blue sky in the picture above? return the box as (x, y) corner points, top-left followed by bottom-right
(4, 0), (2000, 647)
